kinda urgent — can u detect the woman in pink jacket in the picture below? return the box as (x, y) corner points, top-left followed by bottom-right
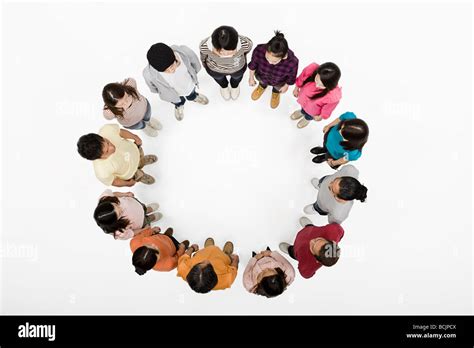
(290, 62), (342, 129)
(243, 247), (295, 298)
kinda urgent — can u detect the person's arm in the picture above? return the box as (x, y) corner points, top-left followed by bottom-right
(143, 69), (160, 94)
(176, 243), (186, 257)
(199, 39), (208, 66)
(119, 129), (142, 146)
(295, 63), (318, 87)
(278, 84), (289, 93)
(247, 45), (259, 86)
(323, 117), (341, 133)
(230, 254), (240, 269)
(133, 227), (155, 238)
(244, 36), (253, 53)
(124, 77), (137, 89)
(298, 262), (317, 279)
(319, 101), (340, 120)
(286, 57), (299, 86)
(248, 69), (256, 86)
(185, 244), (199, 256)
(103, 108), (116, 120)
(327, 157), (349, 168)
(270, 251), (296, 285)
(242, 257), (257, 292)
(112, 177), (136, 187)
(182, 46), (202, 74)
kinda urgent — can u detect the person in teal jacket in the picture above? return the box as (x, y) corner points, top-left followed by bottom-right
(311, 112), (369, 169)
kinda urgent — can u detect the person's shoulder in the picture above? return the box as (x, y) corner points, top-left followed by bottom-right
(99, 123), (119, 137)
(339, 111), (356, 120)
(124, 77), (137, 88)
(199, 37), (210, 49)
(254, 43), (266, 52)
(339, 164), (359, 178)
(325, 222), (344, 234)
(287, 48), (299, 62)
(240, 35), (253, 45)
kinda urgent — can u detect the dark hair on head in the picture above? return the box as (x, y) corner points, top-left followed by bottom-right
(266, 30), (288, 58)
(186, 263), (218, 294)
(102, 79), (140, 118)
(93, 196), (130, 235)
(253, 268), (287, 298)
(337, 177), (368, 202)
(302, 62), (341, 100)
(315, 241), (340, 267)
(211, 25), (239, 51)
(338, 118), (369, 151)
(77, 133), (105, 160)
(132, 246), (159, 276)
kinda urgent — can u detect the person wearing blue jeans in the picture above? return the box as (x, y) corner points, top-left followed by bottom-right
(172, 89), (198, 108)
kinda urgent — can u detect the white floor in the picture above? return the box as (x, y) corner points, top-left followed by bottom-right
(1, 1), (472, 314)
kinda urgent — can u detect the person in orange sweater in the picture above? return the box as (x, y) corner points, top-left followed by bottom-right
(177, 237), (239, 293)
(130, 226), (189, 275)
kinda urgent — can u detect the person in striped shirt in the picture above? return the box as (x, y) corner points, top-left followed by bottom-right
(199, 26), (253, 101)
(248, 31), (299, 109)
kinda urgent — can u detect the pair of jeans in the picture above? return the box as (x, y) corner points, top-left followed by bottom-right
(126, 99), (152, 130)
(206, 65), (246, 89)
(172, 89), (198, 108)
(301, 108), (313, 121)
(254, 72), (283, 93)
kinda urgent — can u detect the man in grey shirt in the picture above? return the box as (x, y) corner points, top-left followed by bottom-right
(304, 165), (368, 224)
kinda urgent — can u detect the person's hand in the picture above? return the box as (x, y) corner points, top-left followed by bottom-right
(279, 84), (289, 94)
(254, 252), (265, 260)
(231, 254), (239, 263)
(263, 250), (272, 257)
(189, 244), (199, 252)
(314, 116), (322, 122)
(323, 124), (330, 133)
(134, 136), (142, 146)
(151, 226), (161, 234)
(127, 179), (137, 187)
(249, 77), (256, 87)
(293, 86), (300, 97)
(125, 192), (134, 197)
(327, 158), (338, 168)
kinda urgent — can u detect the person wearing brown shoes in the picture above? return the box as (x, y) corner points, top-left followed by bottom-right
(77, 124), (157, 187)
(177, 237), (239, 293)
(248, 31), (299, 109)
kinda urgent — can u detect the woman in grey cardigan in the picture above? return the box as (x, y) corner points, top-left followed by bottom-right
(143, 43), (209, 121)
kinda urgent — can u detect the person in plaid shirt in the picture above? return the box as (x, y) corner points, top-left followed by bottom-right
(248, 31), (299, 109)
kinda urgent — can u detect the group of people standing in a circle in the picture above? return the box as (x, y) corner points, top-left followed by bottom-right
(76, 26), (369, 297)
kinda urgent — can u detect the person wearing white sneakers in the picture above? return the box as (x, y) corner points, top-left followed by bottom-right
(143, 43), (209, 121)
(199, 26), (253, 101)
(94, 190), (162, 240)
(279, 216), (344, 279)
(303, 165), (368, 224)
(102, 78), (162, 137)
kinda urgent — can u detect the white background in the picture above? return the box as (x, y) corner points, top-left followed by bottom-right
(1, 1), (472, 314)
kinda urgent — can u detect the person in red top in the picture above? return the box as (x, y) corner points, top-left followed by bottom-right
(130, 226), (189, 275)
(279, 216), (344, 279)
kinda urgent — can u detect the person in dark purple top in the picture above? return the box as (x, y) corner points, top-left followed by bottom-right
(248, 31), (299, 109)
